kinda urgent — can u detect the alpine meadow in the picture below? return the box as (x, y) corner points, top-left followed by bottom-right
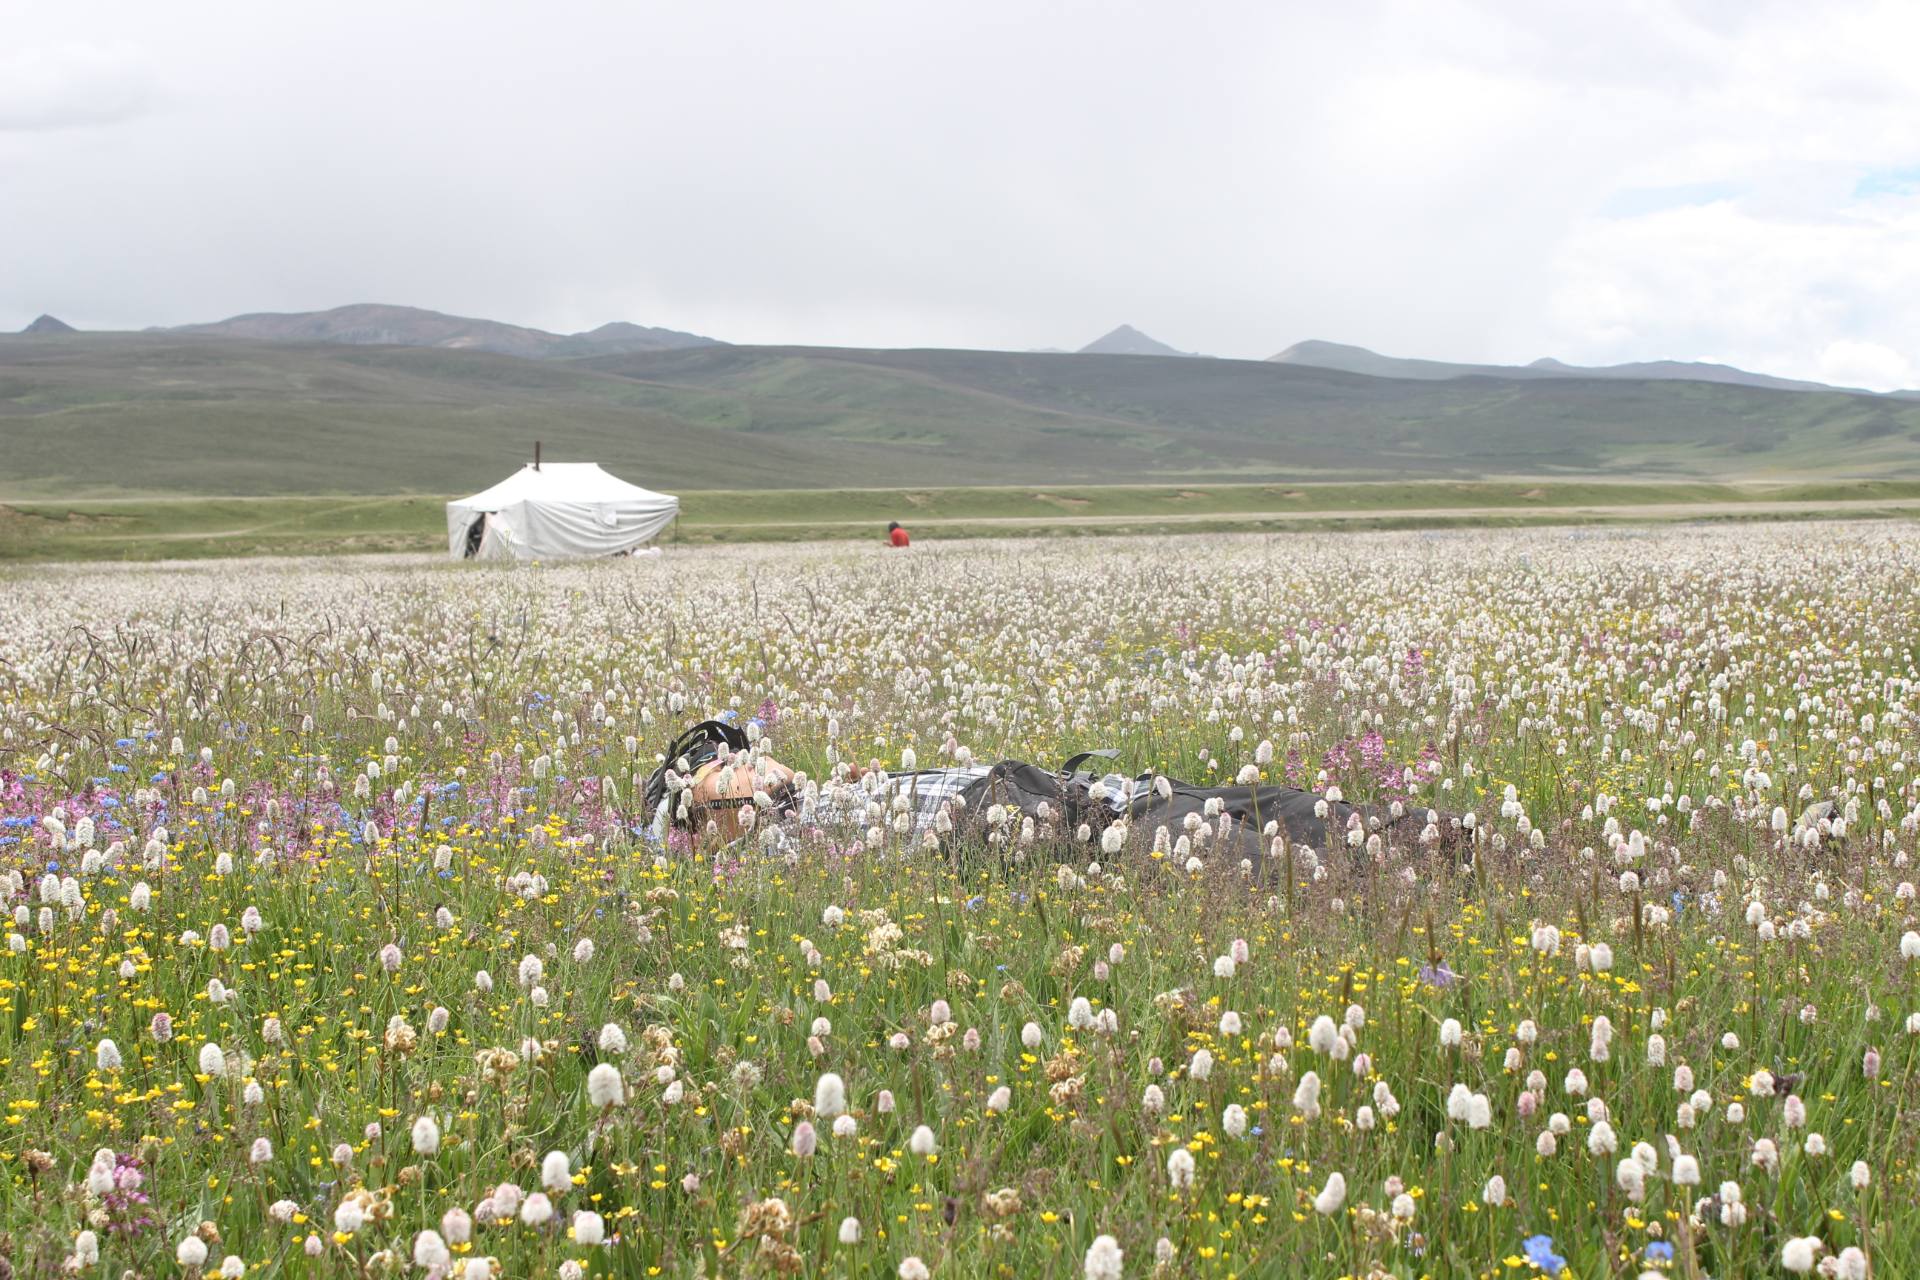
(3, 525), (1918, 1279)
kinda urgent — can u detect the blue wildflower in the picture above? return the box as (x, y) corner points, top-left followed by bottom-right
(1523, 1235), (1567, 1274)
(1645, 1241), (1674, 1263)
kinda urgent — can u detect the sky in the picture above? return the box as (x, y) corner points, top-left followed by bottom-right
(7, 1), (1920, 388)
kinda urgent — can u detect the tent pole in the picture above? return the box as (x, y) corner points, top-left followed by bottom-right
(534, 441), (542, 471)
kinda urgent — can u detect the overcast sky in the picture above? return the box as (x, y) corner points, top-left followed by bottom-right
(8, 1), (1920, 387)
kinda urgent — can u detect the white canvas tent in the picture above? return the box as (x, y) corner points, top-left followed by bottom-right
(447, 463), (678, 560)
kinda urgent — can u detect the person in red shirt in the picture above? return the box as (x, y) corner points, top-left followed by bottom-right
(887, 521), (910, 547)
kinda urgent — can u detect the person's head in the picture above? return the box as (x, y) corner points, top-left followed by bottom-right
(676, 754), (797, 844)
(887, 521), (901, 532)
(645, 719), (799, 846)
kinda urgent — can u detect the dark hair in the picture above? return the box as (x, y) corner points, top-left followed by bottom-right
(887, 521), (901, 532)
(646, 720), (801, 835)
(643, 719), (751, 819)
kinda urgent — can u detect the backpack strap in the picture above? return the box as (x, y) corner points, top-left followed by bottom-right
(1060, 749), (1120, 775)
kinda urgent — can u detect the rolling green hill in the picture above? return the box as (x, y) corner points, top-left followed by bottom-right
(4, 333), (1920, 498)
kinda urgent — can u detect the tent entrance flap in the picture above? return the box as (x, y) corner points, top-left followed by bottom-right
(461, 516), (488, 559)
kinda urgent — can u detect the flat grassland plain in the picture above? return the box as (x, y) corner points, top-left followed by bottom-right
(3, 525), (1918, 1278)
(10, 479), (1920, 561)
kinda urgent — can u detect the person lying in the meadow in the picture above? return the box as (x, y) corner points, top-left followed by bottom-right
(643, 719), (1471, 869)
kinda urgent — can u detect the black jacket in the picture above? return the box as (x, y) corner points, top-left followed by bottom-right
(947, 759), (1468, 871)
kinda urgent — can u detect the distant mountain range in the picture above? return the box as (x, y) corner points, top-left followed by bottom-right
(18, 307), (1904, 398)
(156, 303), (718, 359)
(1078, 324), (1202, 358)
(1268, 338), (1915, 399)
(8, 327), (1920, 497)
(10, 305), (1920, 497)
(1065, 330), (1905, 398)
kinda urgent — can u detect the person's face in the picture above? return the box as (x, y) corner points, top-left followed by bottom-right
(688, 756), (796, 843)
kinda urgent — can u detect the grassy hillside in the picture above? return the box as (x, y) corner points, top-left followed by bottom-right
(622, 345), (1919, 476)
(5, 334), (1920, 498)
(8, 479), (1920, 562)
(0, 337), (879, 495)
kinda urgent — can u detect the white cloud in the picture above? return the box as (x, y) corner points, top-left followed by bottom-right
(0, 43), (155, 131)
(1817, 339), (1918, 392)
(5, 0), (1920, 386)
(1532, 197), (1920, 389)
